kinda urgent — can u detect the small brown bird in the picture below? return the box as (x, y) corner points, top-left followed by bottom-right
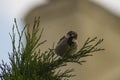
(55, 31), (78, 56)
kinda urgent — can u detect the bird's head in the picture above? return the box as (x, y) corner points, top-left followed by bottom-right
(66, 31), (78, 40)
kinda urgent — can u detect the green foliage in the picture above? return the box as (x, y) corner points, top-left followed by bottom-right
(0, 17), (104, 80)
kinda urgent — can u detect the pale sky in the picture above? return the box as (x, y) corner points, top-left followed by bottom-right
(0, 0), (120, 63)
(0, 0), (48, 63)
(91, 0), (120, 17)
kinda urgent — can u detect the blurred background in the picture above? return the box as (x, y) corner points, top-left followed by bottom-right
(0, 0), (120, 80)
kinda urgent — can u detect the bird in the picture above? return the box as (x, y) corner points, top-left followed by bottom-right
(55, 31), (78, 57)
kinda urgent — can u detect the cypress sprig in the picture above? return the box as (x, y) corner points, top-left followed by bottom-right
(0, 17), (104, 80)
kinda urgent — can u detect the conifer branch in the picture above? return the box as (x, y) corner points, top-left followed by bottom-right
(0, 17), (104, 80)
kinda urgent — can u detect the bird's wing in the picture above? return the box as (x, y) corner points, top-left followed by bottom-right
(57, 36), (65, 44)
